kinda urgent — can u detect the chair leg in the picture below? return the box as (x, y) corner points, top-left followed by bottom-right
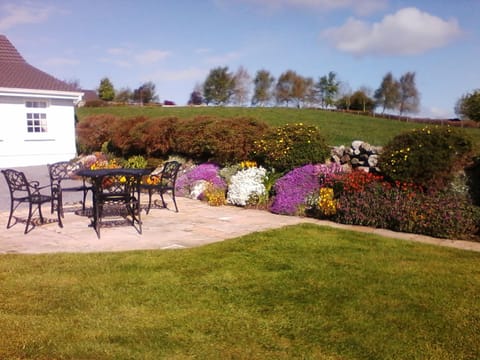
(25, 203), (34, 234)
(56, 202), (63, 228)
(171, 190), (178, 212)
(160, 190), (178, 212)
(6, 201), (15, 229)
(82, 189), (88, 213)
(146, 189), (153, 214)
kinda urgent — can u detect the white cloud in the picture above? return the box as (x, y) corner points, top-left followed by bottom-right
(99, 57), (132, 68)
(322, 7), (463, 56)
(228, 0), (386, 16)
(44, 57), (79, 66)
(107, 47), (131, 56)
(148, 67), (208, 82)
(205, 51), (243, 65)
(0, 3), (55, 30)
(134, 49), (172, 65)
(195, 48), (211, 55)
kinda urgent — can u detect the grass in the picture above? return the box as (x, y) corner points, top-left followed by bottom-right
(1, 223), (480, 359)
(76, 106), (480, 148)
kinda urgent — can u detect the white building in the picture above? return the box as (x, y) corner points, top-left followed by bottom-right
(0, 35), (83, 167)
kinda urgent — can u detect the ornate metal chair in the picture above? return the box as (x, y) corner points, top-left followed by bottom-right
(90, 170), (143, 238)
(47, 161), (92, 216)
(1, 168), (63, 234)
(140, 161), (181, 214)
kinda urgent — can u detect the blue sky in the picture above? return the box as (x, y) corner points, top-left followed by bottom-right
(1, 0), (479, 118)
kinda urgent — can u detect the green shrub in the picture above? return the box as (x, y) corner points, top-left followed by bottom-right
(124, 155), (148, 169)
(379, 125), (473, 190)
(252, 123), (330, 172)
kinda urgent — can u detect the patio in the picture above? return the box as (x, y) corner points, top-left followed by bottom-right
(1, 166), (480, 254)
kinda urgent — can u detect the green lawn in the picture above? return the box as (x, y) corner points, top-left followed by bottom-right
(1, 224), (479, 359)
(76, 106), (480, 148)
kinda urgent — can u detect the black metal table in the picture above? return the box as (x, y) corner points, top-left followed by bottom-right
(77, 168), (151, 238)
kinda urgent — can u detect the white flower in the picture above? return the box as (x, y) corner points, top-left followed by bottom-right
(227, 167), (266, 206)
(190, 180), (208, 199)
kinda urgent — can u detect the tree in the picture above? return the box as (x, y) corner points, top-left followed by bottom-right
(64, 78), (82, 90)
(275, 70), (311, 107)
(251, 69), (275, 106)
(350, 90), (376, 112)
(456, 89), (480, 121)
(97, 77), (115, 101)
(232, 66), (251, 106)
(188, 83), (204, 105)
(374, 72), (400, 114)
(203, 66), (235, 105)
(336, 82), (353, 110)
(398, 72), (420, 115)
(133, 81), (158, 105)
(315, 71), (340, 108)
(115, 87), (133, 103)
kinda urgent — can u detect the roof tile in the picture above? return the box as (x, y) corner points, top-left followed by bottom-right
(0, 35), (77, 92)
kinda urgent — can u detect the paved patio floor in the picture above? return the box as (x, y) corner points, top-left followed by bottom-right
(1, 196), (480, 255)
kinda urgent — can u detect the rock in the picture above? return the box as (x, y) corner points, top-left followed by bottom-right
(340, 154), (351, 164)
(368, 155), (379, 167)
(352, 140), (363, 150)
(360, 142), (372, 153)
(331, 154), (341, 163)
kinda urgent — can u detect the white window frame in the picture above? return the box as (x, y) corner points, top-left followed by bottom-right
(25, 100), (49, 134)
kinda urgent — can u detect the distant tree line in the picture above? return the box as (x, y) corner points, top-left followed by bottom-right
(188, 66), (421, 116)
(96, 77), (161, 105)
(84, 66), (479, 121)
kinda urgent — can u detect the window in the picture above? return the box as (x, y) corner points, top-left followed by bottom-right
(26, 101), (48, 133)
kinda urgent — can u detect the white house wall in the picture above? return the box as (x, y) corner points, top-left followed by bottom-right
(0, 95), (79, 168)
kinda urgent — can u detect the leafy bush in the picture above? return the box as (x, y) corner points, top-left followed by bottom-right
(252, 123), (330, 172)
(173, 116), (270, 165)
(130, 117), (179, 158)
(76, 114), (121, 153)
(379, 126), (473, 190)
(124, 155), (148, 169)
(110, 116), (149, 157)
(320, 171), (480, 239)
(84, 99), (107, 107)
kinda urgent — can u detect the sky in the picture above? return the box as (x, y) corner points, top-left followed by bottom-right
(1, 0), (479, 118)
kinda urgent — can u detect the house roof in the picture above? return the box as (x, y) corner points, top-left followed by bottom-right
(0, 35), (77, 92)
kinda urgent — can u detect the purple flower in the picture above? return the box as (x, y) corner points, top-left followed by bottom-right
(270, 164), (323, 215)
(176, 163), (226, 197)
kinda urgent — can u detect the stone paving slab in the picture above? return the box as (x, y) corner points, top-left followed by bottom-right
(1, 196), (480, 255)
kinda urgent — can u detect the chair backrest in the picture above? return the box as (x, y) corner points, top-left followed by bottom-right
(1, 169), (32, 198)
(160, 161), (181, 188)
(48, 161), (82, 184)
(97, 172), (140, 203)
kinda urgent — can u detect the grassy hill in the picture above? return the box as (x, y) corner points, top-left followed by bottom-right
(76, 106), (480, 149)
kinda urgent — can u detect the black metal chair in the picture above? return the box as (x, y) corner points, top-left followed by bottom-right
(47, 161), (92, 217)
(1, 168), (63, 234)
(140, 161), (181, 214)
(91, 171), (143, 238)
